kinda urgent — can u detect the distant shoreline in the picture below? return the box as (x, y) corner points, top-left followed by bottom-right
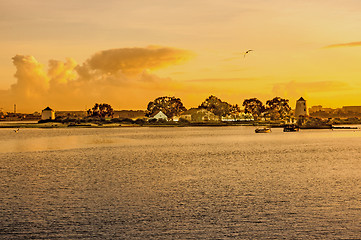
(0, 122), (251, 129)
(0, 121), (359, 129)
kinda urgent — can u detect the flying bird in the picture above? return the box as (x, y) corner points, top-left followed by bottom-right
(244, 49), (254, 58)
(14, 128), (19, 133)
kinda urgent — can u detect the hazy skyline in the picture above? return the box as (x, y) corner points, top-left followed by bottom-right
(1, 0), (361, 112)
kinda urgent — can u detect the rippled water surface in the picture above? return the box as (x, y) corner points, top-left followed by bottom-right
(1, 126), (361, 239)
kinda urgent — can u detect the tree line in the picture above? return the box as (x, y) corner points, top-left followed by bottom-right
(87, 103), (114, 118)
(85, 95), (291, 121)
(146, 95), (291, 121)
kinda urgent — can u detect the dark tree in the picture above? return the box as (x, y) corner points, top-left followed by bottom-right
(265, 97), (291, 120)
(229, 104), (241, 114)
(146, 96), (187, 118)
(199, 95), (232, 116)
(88, 103), (114, 118)
(242, 98), (265, 120)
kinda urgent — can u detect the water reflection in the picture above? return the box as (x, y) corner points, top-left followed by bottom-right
(0, 126), (360, 153)
(1, 126), (361, 238)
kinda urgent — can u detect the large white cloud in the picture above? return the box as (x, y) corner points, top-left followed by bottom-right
(1, 46), (193, 112)
(11, 55), (49, 98)
(83, 46), (193, 76)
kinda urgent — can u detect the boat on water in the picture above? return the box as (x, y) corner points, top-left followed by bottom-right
(255, 127), (271, 133)
(283, 124), (299, 132)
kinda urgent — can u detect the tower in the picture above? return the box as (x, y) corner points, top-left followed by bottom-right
(41, 107), (55, 120)
(295, 97), (308, 118)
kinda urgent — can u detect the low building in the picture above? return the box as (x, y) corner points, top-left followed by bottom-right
(56, 111), (87, 119)
(221, 113), (254, 122)
(180, 108), (219, 122)
(149, 111), (168, 121)
(171, 116), (180, 122)
(309, 105), (323, 114)
(41, 107), (55, 120)
(342, 106), (361, 113)
(180, 113), (192, 121)
(113, 110), (146, 120)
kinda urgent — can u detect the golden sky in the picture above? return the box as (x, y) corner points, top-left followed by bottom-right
(1, 0), (361, 112)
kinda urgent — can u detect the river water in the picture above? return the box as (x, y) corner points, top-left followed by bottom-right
(1, 126), (361, 239)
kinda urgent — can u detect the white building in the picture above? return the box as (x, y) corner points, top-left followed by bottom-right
(295, 97), (308, 118)
(149, 110), (168, 121)
(41, 107), (55, 120)
(221, 113), (254, 122)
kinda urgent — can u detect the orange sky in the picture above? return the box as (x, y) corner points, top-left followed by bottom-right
(1, 0), (361, 112)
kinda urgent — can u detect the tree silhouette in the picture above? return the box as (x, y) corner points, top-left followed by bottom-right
(265, 97), (291, 120)
(243, 98), (265, 120)
(199, 95), (233, 116)
(146, 96), (187, 118)
(88, 103), (114, 118)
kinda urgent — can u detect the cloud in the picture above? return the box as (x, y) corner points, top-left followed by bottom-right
(82, 46), (194, 76)
(272, 80), (349, 98)
(48, 58), (78, 86)
(11, 55), (49, 98)
(1, 46), (194, 112)
(323, 41), (361, 48)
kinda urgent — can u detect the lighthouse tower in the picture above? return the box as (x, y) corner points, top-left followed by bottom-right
(295, 97), (308, 118)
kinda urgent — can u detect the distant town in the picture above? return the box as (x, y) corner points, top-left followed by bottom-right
(1, 95), (361, 127)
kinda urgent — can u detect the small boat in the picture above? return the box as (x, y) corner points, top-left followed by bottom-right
(283, 124), (299, 132)
(255, 127), (271, 133)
